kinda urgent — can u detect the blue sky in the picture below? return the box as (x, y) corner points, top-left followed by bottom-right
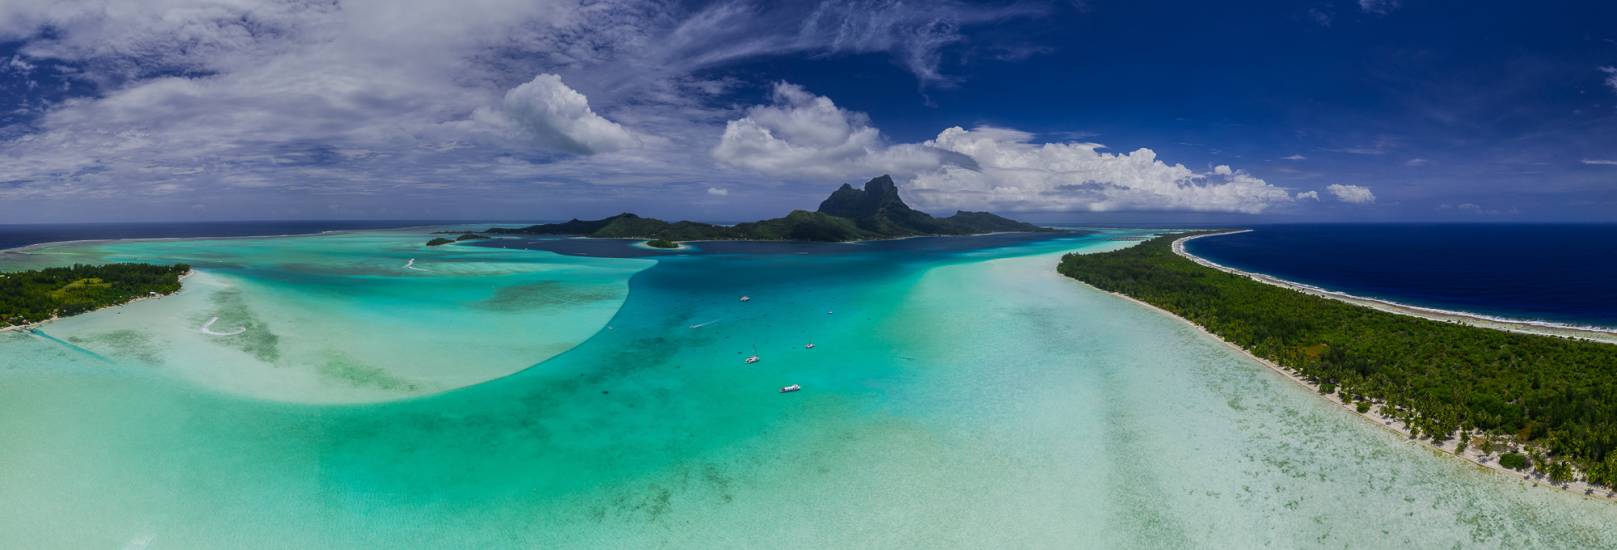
(1, 0), (1614, 223)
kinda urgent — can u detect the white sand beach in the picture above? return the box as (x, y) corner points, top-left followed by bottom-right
(1175, 231), (1617, 345)
(1070, 232), (1617, 501)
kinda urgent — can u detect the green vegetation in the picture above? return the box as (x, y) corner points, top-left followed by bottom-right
(1500, 453), (1530, 470)
(1058, 233), (1617, 487)
(426, 234), (486, 246)
(645, 238), (679, 249)
(1, 263), (190, 327)
(487, 175), (1056, 242)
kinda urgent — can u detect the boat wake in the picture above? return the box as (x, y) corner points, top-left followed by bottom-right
(404, 258), (429, 272)
(688, 318), (722, 329)
(199, 316), (247, 336)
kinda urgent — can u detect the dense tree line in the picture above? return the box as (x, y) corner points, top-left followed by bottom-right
(1059, 233), (1617, 487)
(0, 263), (189, 327)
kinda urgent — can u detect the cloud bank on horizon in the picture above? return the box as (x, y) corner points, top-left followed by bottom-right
(0, 0), (1613, 222)
(714, 83), (1315, 213)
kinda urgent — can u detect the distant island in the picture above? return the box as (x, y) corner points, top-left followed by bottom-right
(644, 238), (679, 249)
(426, 233), (489, 246)
(1060, 232), (1617, 493)
(1, 263), (191, 329)
(486, 175), (1051, 242)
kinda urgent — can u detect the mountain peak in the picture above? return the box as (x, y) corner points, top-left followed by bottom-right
(817, 175), (907, 219)
(492, 174), (1047, 241)
(816, 175), (950, 235)
(863, 174), (898, 198)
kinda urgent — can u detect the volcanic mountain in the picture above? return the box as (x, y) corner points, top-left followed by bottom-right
(487, 175), (1050, 242)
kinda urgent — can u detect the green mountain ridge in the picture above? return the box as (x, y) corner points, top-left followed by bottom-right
(487, 175), (1051, 242)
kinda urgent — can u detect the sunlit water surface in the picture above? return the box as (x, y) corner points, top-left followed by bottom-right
(1, 229), (1612, 548)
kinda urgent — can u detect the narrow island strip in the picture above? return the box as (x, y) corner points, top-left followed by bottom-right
(1059, 232), (1617, 500)
(1, 263), (192, 331)
(1174, 231), (1617, 345)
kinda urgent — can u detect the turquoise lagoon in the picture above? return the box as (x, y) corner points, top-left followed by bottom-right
(1, 229), (1613, 548)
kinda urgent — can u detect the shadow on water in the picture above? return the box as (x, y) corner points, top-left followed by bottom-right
(26, 329), (116, 364)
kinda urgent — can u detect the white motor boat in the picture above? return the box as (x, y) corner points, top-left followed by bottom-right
(745, 354), (760, 364)
(804, 343), (815, 349)
(739, 295), (751, 302)
(780, 384), (801, 393)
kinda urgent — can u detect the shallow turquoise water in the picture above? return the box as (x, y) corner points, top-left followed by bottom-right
(1, 230), (1613, 548)
(3, 231), (649, 402)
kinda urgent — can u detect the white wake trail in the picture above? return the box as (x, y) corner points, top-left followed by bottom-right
(199, 316), (247, 336)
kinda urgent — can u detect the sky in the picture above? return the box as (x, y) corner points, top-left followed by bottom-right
(0, 0), (1614, 224)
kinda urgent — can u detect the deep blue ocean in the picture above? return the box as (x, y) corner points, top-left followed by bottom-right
(9, 221), (1614, 329)
(1185, 224), (1617, 329)
(0, 220), (471, 250)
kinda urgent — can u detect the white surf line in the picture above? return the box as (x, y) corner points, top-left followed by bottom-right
(199, 316), (247, 336)
(1173, 231), (1617, 345)
(404, 258), (429, 272)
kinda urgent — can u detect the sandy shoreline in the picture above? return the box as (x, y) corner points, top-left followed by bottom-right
(0, 269), (194, 334)
(1064, 234), (1615, 502)
(1174, 231), (1617, 345)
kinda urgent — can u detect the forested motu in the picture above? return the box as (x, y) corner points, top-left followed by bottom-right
(0, 263), (190, 327)
(1058, 233), (1617, 487)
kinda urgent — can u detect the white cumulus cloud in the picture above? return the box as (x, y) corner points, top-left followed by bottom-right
(0, 0), (1052, 220)
(1327, 183), (1376, 204)
(1296, 190), (1319, 200)
(715, 84), (1297, 214)
(476, 73), (640, 154)
(706, 186), (728, 196)
(712, 82), (944, 178)
(912, 127), (1294, 213)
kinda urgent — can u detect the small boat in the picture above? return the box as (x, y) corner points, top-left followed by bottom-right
(739, 296), (751, 302)
(804, 343), (815, 349)
(744, 354), (760, 364)
(827, 310), (833, 315)
(780, 384), (801, 393)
